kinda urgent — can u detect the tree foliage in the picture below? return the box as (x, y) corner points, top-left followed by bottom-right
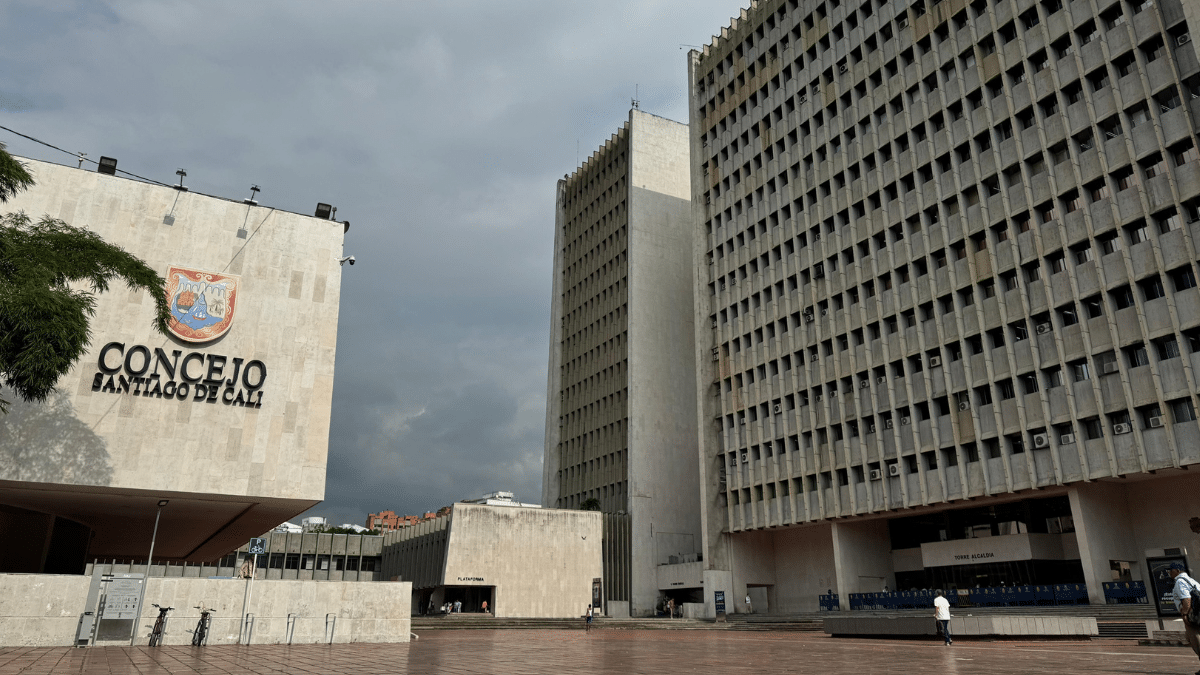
(580, 498), (602, 511)
(0, 212), (170, 410)
(0, 142), (33, 203)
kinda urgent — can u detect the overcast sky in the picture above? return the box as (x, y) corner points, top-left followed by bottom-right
(0, 0), (742, 526)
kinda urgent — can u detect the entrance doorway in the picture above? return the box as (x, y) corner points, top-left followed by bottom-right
(746, 585), (773, 614)
(441, 586), (495, 614)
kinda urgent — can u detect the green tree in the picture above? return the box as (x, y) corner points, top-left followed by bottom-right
(0, 144), (169, 412)
(579, 498), (602, 511)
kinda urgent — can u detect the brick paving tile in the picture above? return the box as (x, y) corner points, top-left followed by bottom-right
(2, 630), (1199, 675)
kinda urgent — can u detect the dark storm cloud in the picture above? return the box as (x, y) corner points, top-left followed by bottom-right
(0, 0), (744, 526)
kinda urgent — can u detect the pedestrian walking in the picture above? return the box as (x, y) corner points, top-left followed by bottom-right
(934, 590), (952, 646)
(481, 600), (489, 614)
(1168, 562), (1200, 671)
(585, 603), (594, 632)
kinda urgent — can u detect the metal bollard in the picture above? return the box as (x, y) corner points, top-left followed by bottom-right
(286, 614), (297, 645)
(240, 614), (255, 645)
(324, 613), (337, 645)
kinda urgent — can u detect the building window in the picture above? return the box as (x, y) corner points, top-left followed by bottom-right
(1170, 398), (1197, 423)
(1124, 342), (1149, 368)
(1155, 336), (1181, 361)
(1070, 360), (1090, 382)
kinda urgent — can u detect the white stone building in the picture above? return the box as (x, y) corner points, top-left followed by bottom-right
(0, 157), (348, 573)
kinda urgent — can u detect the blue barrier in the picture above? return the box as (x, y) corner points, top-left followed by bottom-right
(1053, 583), (1089, 605)
(819, 594), (840, 611)
(1102, 581), (1148, 605)
(835, 584), (1089, 610)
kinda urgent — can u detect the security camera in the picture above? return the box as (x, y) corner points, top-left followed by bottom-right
(339, 255), (356, 266)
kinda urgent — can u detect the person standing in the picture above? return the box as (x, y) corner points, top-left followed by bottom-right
(933, 590), (952, 646)
(1168, 562), (1200, 670)
(745, 593), (753, 614)
(481, 600), (489, 614)
(585, 603), (594, 632)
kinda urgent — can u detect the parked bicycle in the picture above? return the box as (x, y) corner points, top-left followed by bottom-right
(148, 604), (174, 646)
(190, 605), (213, 646)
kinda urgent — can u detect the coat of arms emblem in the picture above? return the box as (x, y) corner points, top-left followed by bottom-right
(165, 266), (239, 342)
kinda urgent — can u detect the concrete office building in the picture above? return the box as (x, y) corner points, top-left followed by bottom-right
(0, 158), (348, 573)
(686, 0), (1200, 613)
(543, 109), (703, 617)
(381, 503), (601, 618)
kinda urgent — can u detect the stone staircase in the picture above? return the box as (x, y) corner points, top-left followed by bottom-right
(411, 604), (1157, 639)
(411, 615), (718, 631)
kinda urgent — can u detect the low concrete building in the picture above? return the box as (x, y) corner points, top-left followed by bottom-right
(382, 503), (602, 618)
(86, 530), (384, 581)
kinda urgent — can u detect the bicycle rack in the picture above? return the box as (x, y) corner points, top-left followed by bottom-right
(286, 614), (297, 645)
(324, 613), (337, 644)
(240, 614), (255, 645)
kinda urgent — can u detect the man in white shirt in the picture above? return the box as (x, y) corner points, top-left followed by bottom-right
(933, 590), (952, 646)
(1168, 562), (1200, 672)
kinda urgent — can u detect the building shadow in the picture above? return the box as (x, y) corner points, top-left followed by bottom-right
(0, 387), (112, 486)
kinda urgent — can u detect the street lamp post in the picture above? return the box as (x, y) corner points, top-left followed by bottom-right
(147, 499), (169, 574)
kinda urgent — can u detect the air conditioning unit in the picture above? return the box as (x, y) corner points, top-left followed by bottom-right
(877, 376), (887, 384)
(885, 419), (895, 429)
(815, 394), (823, 402)
(888, 463), (901, 476)
(1103, 361), (1120, 374)
(740, 418), (747, 425)
(1060, 433), (1076, 445)
(831, 389), (839, 397)
(805, 313), (815, 323)
(814, 262), (825, 278)
(814, 232), (822, 241)
(712, 348), (720, 361)
(958, 401), (971, 411)
(1149, 416), (1165, 428)
(1036, 323), (1052, 335)
(869, 468), (883, 481)
(799, 93), (808, 103)
(712, 318), (718, 329)
(740, 451), (749, 463)
(929, 356), (942, 367)
(1178, 34), (1192, 46)
(773, 404), (782, 414)
(861, 379), (870, 388)
(821, 308), (829, 316)
(897, 17), (909, 29)
(901, 416), (911, 425)
(1033, 433), (1049, 448)
(839, 63), (849, 73)
(1113, 423), (1132, 434)
(867, 423), (877, 433)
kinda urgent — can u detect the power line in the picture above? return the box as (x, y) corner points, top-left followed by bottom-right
(0, 123), (175, 188)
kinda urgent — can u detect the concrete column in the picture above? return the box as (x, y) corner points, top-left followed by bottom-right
(1068, 483), (1138, 605)
(702, 569), (733, 619)
(832, 519), (893, 611)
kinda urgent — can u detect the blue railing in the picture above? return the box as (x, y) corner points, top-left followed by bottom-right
(818, 594), (840, 611)
(1102, 581), (1148, 604)
(843, 584), (1091, 610)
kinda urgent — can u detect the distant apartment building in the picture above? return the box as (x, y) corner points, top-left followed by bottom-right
(367, 510), (437, 532)
(544, 109), (703, 617)
(686, 0), (1200, 613)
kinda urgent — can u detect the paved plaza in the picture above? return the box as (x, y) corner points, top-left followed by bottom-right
(2, 630), (1198, 675)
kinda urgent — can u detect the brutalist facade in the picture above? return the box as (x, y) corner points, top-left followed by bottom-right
(687, 0), (1200, 612)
